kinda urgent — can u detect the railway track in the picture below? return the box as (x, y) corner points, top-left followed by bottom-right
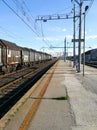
(0, 67), (37, 88)
(0, 59), (57, 119)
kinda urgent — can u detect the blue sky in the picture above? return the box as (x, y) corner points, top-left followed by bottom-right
(0, 0), (96, 56)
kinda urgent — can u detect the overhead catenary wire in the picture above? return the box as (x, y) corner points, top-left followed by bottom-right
(13, 0), (51, 45)
(36, 5), (75, 49)
(1, 0), (52, 47)
(2, 0), (40, 37)
(40, 21), (53, 47)
(12, 0), (37, 27)
(15, 0), (53, 47)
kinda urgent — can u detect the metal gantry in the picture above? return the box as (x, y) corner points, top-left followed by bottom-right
(71, 0), (93, 73)
(36, 14), (73, 22)
(36, 0), (94, 73)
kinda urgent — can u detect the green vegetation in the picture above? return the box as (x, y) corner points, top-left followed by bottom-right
(51, 96), (69, 100)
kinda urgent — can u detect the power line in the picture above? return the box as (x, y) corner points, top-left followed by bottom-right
(2, 0), (40, 37)
(1, 0), (52, 47)
(12, 0), (46, 38)
(12, 0), (35, 25)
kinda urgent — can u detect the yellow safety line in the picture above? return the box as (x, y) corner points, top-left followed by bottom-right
(19, 61), (58, 130)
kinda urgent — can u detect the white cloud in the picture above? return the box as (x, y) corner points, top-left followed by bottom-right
(47, 26), (67, 32)
(36, 36), (60, 42)
(62, 28), (67, 32)
(66, 35), (73, 39)
(86, 35), (97, 40)
(43, 37), (60, 41)
(36, 34), (73, 42)
(86, 35), (97, 39)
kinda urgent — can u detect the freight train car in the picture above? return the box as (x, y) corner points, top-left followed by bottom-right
(29, 49), (35, 65)
(0, 39), (52, 74)
(20, 47), (30, 66)
(0, 39), (21, 73)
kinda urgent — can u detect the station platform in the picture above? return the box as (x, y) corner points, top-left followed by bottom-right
(1, 60), (97, 130)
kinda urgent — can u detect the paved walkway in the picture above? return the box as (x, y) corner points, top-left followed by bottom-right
(27, 60), (74, 130)
(28, 60), (97, 130)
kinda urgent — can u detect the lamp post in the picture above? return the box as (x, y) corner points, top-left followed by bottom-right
(83, 5), (89, 76)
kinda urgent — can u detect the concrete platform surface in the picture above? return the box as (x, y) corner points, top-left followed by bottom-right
(27, 60), (75, 130)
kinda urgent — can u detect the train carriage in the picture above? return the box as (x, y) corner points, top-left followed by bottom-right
(40, 52), (44, 62)
(45, 53), (52, 61)
(38, 51), (44, 62)
(29, 49), (35, 64)
(35, 51), (41, 63)
(0, 39), (21, 72)
(43, 53), (49, 61)
(20, 47), (30, 66)
(42, 52), (46, 61)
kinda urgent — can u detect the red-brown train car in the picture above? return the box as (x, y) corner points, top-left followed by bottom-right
(0, 39), (21, 73)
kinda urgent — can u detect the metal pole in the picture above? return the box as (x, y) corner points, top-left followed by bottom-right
(83, 5), (88, 76)
(83, 12), (85, 76)
(78, 1), (82, 72)
(73, 4), (76, 67)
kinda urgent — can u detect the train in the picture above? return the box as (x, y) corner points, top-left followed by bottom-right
(81, 48), (97, 65)
(0, 39), (52, 73)
(67, 48), (97, 66)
